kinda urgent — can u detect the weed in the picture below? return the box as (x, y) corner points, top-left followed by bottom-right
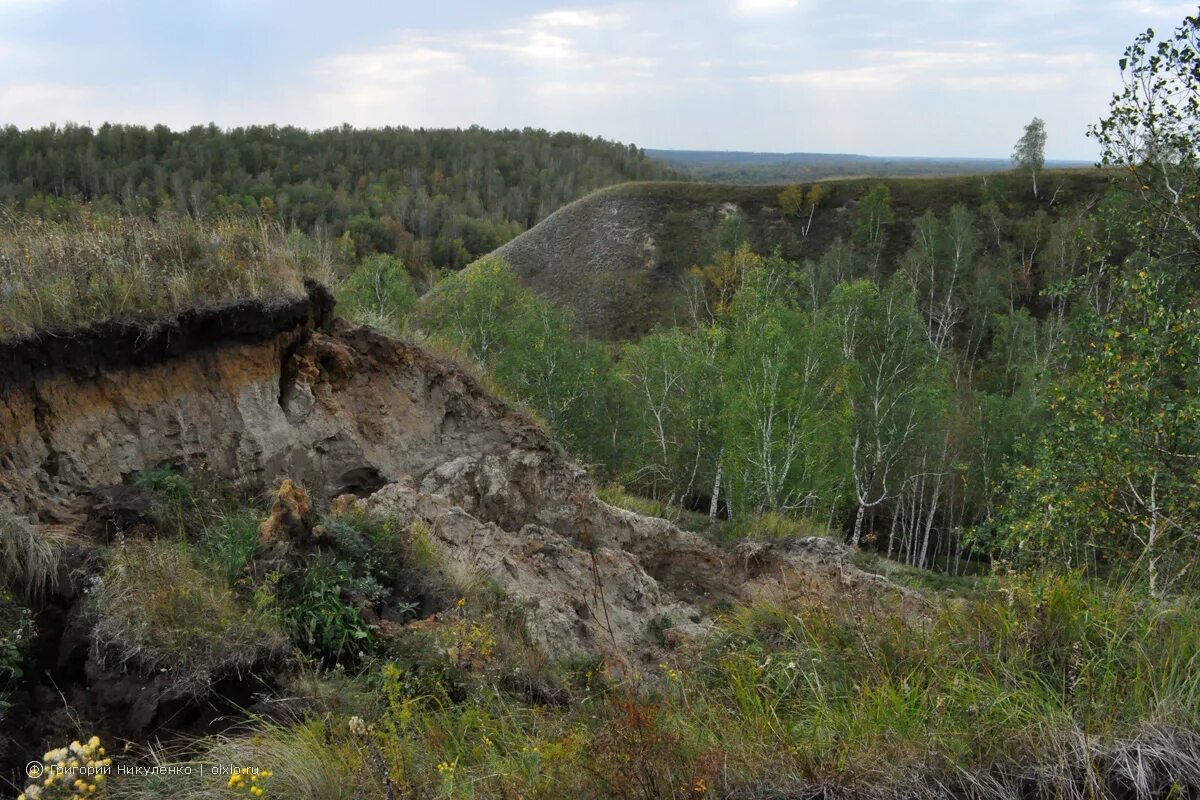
(279, 555), (373, 666)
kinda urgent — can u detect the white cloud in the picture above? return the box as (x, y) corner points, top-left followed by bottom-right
(316, 41), (467, 82)
(531, 9), (626, 28)
(732, 0), (801, 15)
(750, 45), (1099, 92)
(470, 28), (576, 61)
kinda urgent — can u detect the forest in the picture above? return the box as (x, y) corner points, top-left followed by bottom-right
(0, 123), (680, 271)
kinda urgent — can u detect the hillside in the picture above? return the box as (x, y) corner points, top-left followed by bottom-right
(0, 281), (926, 787)
(493, 168), (1114, 339)
(2, 277), (1195, 800)
(648, 148), (1094, 182)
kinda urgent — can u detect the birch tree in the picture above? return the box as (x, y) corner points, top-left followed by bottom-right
(826, 277), (940, 546)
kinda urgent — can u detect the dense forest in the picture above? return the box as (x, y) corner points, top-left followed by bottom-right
(0, 123), (681, 271)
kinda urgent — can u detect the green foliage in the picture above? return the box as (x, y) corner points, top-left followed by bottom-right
(279, 555), (374, 667)
(721, 261), (849, 518)
(0, 123), (680, 271)
(1012, 117), (1048, 195)
(415, 258), (625, 469)
(198, 510), (262, 587)
(1090, 14), (1200, 258)
(854, 183), (895, 277)
(99, 573), (1200, 799)
(336, 253), (418, 333)
(0, 591), (34, 687)
(618, 327), (721, 501)
(997, 267), (1200, 593)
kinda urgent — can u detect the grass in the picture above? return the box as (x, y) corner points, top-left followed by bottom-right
(718, 509), (832, 544)
(90, 538), (286, 694)
(596, 484), (711, 532)
(0, 209), (339, 341)
(0, 511), (67, 602)
(89, 571), (1200, 800)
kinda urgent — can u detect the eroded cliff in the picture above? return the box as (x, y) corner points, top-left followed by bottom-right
(0, 284), (921, 687)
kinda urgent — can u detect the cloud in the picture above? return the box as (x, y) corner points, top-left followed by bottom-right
(750, 45), (1099, 92)
(316, 40), (467, 83)
(732, 0), (801, 15)
(471, 28), (576, 61)
(530, 9), (627, 28)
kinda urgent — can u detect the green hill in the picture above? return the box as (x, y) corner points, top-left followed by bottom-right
(493, 168), (1114, 339)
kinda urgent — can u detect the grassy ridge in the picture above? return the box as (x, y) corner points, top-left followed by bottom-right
(0, 212), (338, 342)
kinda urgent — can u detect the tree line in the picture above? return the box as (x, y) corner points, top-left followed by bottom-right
(0, 123), (681, 272)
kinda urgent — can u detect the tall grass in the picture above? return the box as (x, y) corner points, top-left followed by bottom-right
(90, 538), (286, 694)
(0, 511), (66, 602)
(99, 572), (1200, 799)
(0, 210), (338, 340)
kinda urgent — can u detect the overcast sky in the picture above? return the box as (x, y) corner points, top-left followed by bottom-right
(0, 0), (1194, 159)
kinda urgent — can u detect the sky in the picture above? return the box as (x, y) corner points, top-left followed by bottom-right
(0, 0), (1195, 160)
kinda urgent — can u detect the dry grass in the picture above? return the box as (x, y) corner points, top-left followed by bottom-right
(0, 511), (67, 602)
(0, 210), (339, 341)
(90, 538), (286, 694)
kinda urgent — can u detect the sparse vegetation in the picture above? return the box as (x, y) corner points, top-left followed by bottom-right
(81, 573), (1200, 800)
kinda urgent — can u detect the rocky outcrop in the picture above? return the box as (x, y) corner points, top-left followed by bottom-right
(0, 289), (922, 669)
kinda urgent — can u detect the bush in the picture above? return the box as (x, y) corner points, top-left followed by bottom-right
(336, 253), (418, 334)
(279, 555), (374, 667)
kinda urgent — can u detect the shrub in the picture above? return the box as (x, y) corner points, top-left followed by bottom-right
(0, 590), (34, 695)
(336, 253), (418, 334)
(279, 555), (373, 667)
(91, 539), (286, 693)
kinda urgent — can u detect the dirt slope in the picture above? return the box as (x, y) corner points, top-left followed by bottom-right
(0, 286), (922, 697)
